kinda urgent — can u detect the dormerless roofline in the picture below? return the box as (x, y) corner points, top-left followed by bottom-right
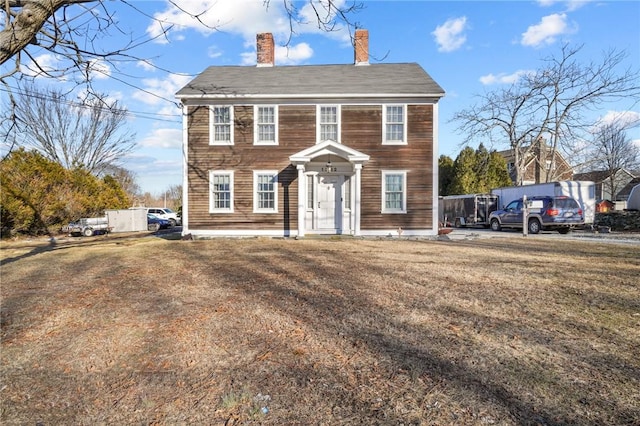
(178, 93), (445, 100)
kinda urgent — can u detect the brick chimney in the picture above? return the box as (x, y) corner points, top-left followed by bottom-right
(256, 33), (275, 67)
(354, 29), (369, 65)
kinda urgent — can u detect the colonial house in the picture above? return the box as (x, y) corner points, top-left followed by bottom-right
(498, 138), (573, 185)
(175, 30), (445, 238)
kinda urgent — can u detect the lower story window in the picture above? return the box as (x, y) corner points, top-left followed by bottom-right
(382, 170), (407, 213)
(254, 171), (278, 213)
(209, 171), (234, 213)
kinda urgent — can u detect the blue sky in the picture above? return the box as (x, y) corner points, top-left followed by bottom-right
(7, 0), (640, 194)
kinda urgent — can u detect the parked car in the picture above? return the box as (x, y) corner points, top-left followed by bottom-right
(489, 195), (584, 234)
(147, 213), (171, 232)
(147, 207), (180, 226)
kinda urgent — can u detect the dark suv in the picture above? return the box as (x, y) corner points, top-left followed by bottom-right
(489, 196), (584, 234)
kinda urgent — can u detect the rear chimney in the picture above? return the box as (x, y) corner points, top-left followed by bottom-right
(354, 29), (369, 65)
(257, 33), (275, 67)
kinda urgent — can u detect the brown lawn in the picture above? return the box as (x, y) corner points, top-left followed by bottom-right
(1, 234), (639, 425)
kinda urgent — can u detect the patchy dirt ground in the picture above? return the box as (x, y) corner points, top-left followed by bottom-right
(1, 235), (639, 425)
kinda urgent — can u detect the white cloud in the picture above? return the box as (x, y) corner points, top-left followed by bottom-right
(480, 70), (532, 85)
(133, 73), (192, 106)
(146, 0), (350, 64)
(147, 0), (295, 44)
(208, 45), (223, 59)
(432, 17), (468, 53)
(20, 53), (112, 81)
(137, 60), (156, 72)
(276, 43), (314, 65)
(241, 42), (314, 66)
(20, 53), (67, 80)
(594, 110), (640, 130)
(87, 58), (111, 80)
(139, 127), (182, 149)
(521, 13), (576, 47)
(537, 0), (591, 12)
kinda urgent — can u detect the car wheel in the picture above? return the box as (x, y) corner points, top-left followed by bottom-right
(558, 228), (571, 234)
(490, 219), (501, 232)
(148, 223), (160, 232)
(528, 218), (541, 234)
(169, 218), (177, 227)
(83, 228), (94, 237)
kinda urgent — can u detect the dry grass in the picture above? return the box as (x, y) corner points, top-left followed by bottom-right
(1, 234), (639, 425)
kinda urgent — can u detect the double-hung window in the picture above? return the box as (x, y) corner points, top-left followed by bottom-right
(383, 105), (407, 145)
(317, 105), (340, 143)
(209, 171), (234, 213)
(381, 170), (407, 213)
(210, 106), (233, 145)
(254, 171), (278, 213)
(254, 106), (278, 145)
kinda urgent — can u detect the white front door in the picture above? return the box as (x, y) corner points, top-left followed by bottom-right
(317, 175), (342, 232)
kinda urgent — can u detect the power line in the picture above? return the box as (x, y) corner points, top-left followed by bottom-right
(0, 84), (183, 124)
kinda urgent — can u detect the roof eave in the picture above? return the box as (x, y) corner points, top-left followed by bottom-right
(177, 92), (445, 101)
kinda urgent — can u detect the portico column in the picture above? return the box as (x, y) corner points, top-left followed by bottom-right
(296, 164), (306, 238)
(354, 163), (363, 236)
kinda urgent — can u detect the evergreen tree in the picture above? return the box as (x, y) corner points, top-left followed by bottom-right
(446, 145), (512, 195)
(1, 149), (130, 236)
(438, 155), (455, 196)
(450, 147), (477, 194)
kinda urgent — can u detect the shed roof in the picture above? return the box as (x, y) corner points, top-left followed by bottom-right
(176, 63), (445, 99)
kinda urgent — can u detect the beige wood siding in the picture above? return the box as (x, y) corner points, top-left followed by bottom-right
(343, 105), (434, 230)
(186, 103), (434, 232)
(187, 105), (317, 232)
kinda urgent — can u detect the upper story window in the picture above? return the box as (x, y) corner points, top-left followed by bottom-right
(210, 106), (234, 145)
(383, 105), (407, 145)
(317, 105), (340, 143)
(209, 170), (234, 213)
(254, 106), (278, 145)
(253, 171), (278, 213)
(381, 170), (407, 214)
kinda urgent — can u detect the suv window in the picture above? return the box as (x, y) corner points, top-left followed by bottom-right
(505, 200), (522, 210)
(553, 197), (579, 209)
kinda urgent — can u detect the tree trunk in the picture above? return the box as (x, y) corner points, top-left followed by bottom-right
(0, 0), (93, 65)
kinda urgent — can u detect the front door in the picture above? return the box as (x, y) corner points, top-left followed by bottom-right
(317, 175), (342, 232)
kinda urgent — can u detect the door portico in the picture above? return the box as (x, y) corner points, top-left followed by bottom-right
(289, 140), (369, 237)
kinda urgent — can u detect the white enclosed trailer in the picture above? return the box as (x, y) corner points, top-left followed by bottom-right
(491, 181), (596, 224)
(105, 209), (148, 232)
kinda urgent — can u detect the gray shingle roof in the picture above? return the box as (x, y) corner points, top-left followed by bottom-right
(176, 63), (445, 99)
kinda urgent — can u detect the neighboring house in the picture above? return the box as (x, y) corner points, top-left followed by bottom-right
(498, 138), (573, 185)
(175, 30), (445, 238)
(573, 169), (636, 202)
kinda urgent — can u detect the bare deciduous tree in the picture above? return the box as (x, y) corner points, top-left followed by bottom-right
(590, 119), (640, 199)
(1, 0), (362, 159)
(5, 83), (136, 174)
(453, 44), (640, 185)
(1, 0), (362, 81)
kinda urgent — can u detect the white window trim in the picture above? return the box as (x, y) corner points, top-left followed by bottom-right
(316, 105), (341, 144)
(381, 170), (407, 214)
(209, 106), (234, 146)
(253, 170), (279, 214)
(253, 105), (278, 146)
(209, 170), (234, 213)
(382, 104), (408, 145)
